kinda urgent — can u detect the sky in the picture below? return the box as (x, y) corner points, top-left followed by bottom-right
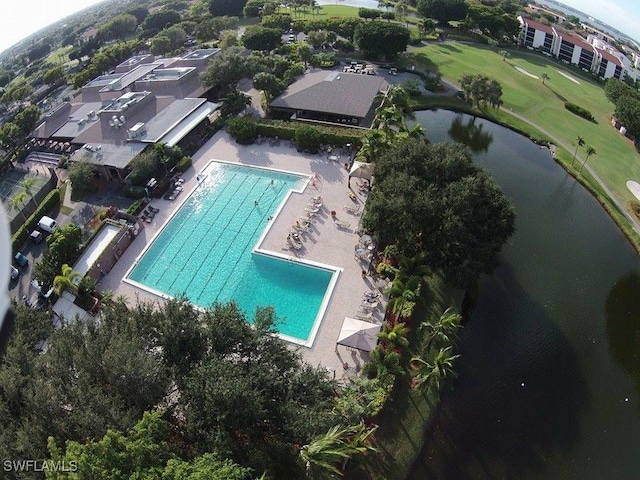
(0, 0), (639, 57)
(552, 0), (640, 42)
(0, 0), (105, 56)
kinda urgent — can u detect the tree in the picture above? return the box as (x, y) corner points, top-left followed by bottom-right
(362, 139), (515, 289)
(354, 21), (410, 59)
(417, 0), (468, 25)
(541, 72), (550, 85)
(410, 346), (459, 391)
(300, 423), (378, 479)
(377, 321), (410, 350)
(209, 0), (248, 17)
(604, 77), (640, 105)
(219, 89), (251, 118)
(43, 66), (65, 85)
(420, 307), (461, 349)
(253, 71), (284, 98)
(68, 157), (96, 195)
(242, 26), (282, 51)
(196, 16), (239, 42)
(164, 25), (187, 49)
(219, 29), (240, 48)
(53, 263), (81, 295)
(21, 177), (39, 207)
(8, 192), (27, 221)
(579, 145), (596, 174)
(419, 18), (437, 36)
(150, 35), (172, 55)
(226, 117), (258, 144)
(200, 46), (248, 94)
(295, 125), (323, 153)
(358, 129), (391, 163)
(126, 6), (149, 24)
(141, 10), (181, 36)
(33, 224), (83, 289)
(572, 135), (585, 166)
(614, 95), (640, 140)
(98, 14), (137, 42)
(306, 30), (327, 49)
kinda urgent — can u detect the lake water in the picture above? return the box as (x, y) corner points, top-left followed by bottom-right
(409, 110), (640, 479)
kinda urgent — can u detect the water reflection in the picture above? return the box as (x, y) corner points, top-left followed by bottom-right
(447, 115), (493, 153)
(408, 262), (588, 479)
(605, 272), (640, 395)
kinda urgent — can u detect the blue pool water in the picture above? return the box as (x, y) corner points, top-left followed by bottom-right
(128, 162), (334, 342)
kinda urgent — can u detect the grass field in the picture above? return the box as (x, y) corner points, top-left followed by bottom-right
(410, 43), (640, 212)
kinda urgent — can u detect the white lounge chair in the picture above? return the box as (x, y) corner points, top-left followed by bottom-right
(336, 220), (351, 229)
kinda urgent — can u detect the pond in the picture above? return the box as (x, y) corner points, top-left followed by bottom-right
(409, 110), (640, 479)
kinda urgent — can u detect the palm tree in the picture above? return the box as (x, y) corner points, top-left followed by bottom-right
(579, 145), (596, 174)
(53, 264), (81, 295)
(572, 135), (585, 166)
(358, 129), (390, 163)
(8, 192), (28, 221)
(300, 423), (378, 479)
(367, 345), (402, 378)
(420, 307), (462, 350)
(21, 177), (39, 207)
(374, 106), (406, 135)
(410, 346), (459, 391)
(541, 73), (550, 85)
(498, 50), (510, 61)
(377, 321), (409, 351)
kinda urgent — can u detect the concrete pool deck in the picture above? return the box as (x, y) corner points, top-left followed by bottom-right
(99, 130), (385, 380)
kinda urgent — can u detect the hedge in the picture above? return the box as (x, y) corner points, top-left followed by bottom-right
(11, 188), (60, 252)
(175, 156), (192, 173)
(253, 118), (365, 147)
(564, 102), (595, 122)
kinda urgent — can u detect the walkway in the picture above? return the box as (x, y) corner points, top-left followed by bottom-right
(502, 108), (640, 234)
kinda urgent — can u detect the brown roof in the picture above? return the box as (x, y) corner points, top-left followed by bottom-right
(595, 47), (622, 66)
(271, 71), (388, 119)
(562, 32), (594, 53)
(522, 17), (555, 36)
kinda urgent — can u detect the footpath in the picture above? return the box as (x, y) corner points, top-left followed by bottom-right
(501, 108), (640, 235)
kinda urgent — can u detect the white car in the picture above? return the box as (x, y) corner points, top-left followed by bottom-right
(10, 265), (19, 280)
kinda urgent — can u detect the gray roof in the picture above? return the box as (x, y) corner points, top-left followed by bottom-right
(70, 142), (147, 170)
(51, 102), (105, 139)
(270, 71), (389, 118)
(142, 98), (207, 143)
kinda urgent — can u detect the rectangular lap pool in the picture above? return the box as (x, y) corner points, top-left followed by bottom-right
(126, 161), (337, 345)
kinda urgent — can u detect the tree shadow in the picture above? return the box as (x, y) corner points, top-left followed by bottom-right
(605, 272), (640, 404)
(545, 85), (567, 103)
(408, 261), (589, 479)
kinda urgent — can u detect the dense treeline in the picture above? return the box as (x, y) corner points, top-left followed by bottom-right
(0, 299), (343, 478)
(605, 78), (640, 143)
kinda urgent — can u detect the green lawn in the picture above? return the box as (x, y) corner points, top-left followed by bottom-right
(284, 4), (361, 20)
(410, 43), (640, 212)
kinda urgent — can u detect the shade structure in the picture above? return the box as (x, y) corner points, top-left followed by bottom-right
(336, 317), (380, 352)
(349, 161), (375, 181)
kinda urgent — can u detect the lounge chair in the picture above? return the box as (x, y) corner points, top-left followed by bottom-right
(344, 204), (360, 214)
(355, 311), (373, 321)
(147, 205), (159, 214)
(336, 220), (351, 229)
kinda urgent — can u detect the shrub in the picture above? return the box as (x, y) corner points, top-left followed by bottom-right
(11, 189), (60, 251)
(175, 156), (192, 173)
(564, 102), (595, 122)
(334, 39), (354, 53)
(226, 117), (257, 144)
(126, 199), (144, 215)
(295, 125), (323, 153)
(123, 185), (147, 199)
(630, 200), (640, 220)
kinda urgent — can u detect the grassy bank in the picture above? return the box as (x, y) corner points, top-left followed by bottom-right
(353, 275), (464, 480)
(409, 43), (640, 220)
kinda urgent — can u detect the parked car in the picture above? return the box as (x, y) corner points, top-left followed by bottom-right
(14, 252), (28, 267)
(389, 67), (398, 76)
(29, 230), (44, 243)
(37, 216), (58, 234)
(10, 265), (19, 280)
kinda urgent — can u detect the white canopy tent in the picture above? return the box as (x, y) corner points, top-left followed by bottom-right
(336, 317), (380, 352)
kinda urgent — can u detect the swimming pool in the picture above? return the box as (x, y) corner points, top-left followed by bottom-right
(126, 161), (337, 344)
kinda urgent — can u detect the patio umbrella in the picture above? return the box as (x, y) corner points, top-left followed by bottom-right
(336, 317), (380, 352)
(349, 161), (375, 181)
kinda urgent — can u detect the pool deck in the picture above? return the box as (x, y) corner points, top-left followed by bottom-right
(100, 130), (386, 381)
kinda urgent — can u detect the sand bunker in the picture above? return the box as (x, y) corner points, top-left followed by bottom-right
(626, 180), (640, 201)
(513, 65), (539, 79)
(556, 70), (580, 84)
